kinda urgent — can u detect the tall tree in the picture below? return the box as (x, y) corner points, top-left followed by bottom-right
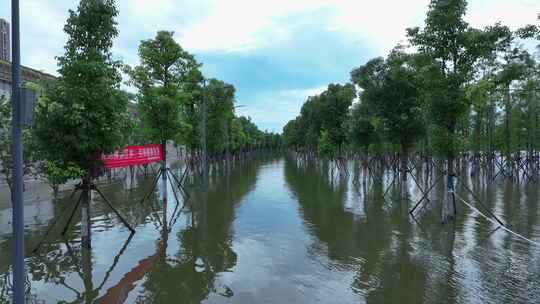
(34, 0), (128, 246)
(128, 31), (201, 148)
(205, 79), (236, 155)
(351, 48), (425, 177)
(0, 95), (33, 198)
(318, 83), (356, 158)
(407, 0), (505, 221)
(128, 30), (201, 191)
(283, 118), (302, 151)
(346, 101), (379, 157)
(35, 0), (127, 175)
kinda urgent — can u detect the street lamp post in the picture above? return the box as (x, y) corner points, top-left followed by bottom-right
(11, 0), (26, 303)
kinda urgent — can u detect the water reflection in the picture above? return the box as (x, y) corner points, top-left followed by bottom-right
(283, 157), (540, 304)
(0, 157), (260, 303)
(135, 161), (259, 303)
(283, 158), (429, 303)
(1, 156), (540, 303)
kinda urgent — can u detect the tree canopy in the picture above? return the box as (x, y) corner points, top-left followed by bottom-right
(34, 0), (128, 176)
(128, 30), (202, 144)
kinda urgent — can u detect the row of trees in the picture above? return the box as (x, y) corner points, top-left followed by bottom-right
(283, 0), (539, 220)
(285, 1), (539, 164)
(0, 0), (280, 197)
(127, 34), (281, 159)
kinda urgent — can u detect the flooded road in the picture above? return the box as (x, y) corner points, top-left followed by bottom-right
(1, 156), (540, 303)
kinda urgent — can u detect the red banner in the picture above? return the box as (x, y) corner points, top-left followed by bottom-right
(101, 144), (164, 169)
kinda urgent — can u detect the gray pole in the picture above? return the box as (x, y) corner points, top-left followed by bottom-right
(11, 0), (26, 302)
(201, 79), (208, 186)
(162, 140), (168, 202)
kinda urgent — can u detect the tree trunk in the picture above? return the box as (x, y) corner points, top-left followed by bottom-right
(52, 184), (59, 197)
(442, 157), (457, 222)
(82, 243), (94, 303)
(81, 174), (92, 249)
(161, 140), (168, 202)
(401, 145), (409, 182)
(504, 85), (512, 175)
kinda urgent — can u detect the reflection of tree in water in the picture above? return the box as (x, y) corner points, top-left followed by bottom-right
(471, 181), (540, 304)
(283, 158), (428, 303)
(0, 178), (159, 303)
(136, 159), (262, 303)
(0, 235), (89, 303)
(0, 195), (79, 302)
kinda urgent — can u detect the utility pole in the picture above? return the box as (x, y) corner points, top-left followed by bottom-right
(11, 0), (26, 302)
(201, 79), (208, 187)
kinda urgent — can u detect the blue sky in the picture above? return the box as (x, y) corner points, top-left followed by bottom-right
(1, 0), (538, 132)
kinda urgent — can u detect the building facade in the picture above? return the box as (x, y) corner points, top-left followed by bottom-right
(0, 19), (9, 62)
(0, 59), (55, 97)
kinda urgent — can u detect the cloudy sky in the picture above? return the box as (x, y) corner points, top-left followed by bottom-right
(0, 0), (538, 132)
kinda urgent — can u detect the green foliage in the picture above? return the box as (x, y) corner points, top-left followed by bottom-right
(128, 31), (201, 144)
(40, 161), (83, 195)
(351, 48), (424, 152)
(283, 118), (302, 150)
(282, 84), (355, 154)
(0, 95), (34, 192)
(319, 84), (356, 151)
(346, 102), (378, 152)
(206, 79), (235, 154)
(407, 0), (505, 158)
(465, 78), (497, 152)
(283, 0), (540, 161)
(34, 0), (128, 176)
(317, 129), (336, 158)
(127, 31), (279, 155)
(236, 116), (263, 148)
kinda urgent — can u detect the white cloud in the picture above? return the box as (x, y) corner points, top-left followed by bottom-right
(18, 1), (70, 74)
(466, 0), (539, 30)
(174, 0), (432, 54)
(2, 0), (538, 131)
(6, 0), (538, 73)
(177, 0), (323, 53)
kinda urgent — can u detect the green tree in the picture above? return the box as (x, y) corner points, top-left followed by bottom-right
(283, 118), (302, 151)
(0, 95), (34, 197)
(318, 83), (356, 157)
(237, 116), (262, 150)
(205, 79), (235, 155)
(346, 101), (379, 157)
(317, 129), (335, 159)
(298, 97), (322, 152)
(465, 78), (496, 155)
(407, 0), (506, 220)
(494, 41), (535, 162)
(39, 161), (83, 197)
(287, 84), (355, 157)
(351, 48), (425, 175)
(35, 0), (128, 178)
(33, 0), (128, 247)
(128, 31), (202, 150)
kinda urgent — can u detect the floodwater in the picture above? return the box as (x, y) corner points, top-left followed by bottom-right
(1, 156), (540, 303)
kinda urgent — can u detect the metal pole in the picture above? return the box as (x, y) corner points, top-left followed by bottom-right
(201, 79), (208, 187)
(81, 183), (92, 249)
(161, 140), (168, 202)
(10, 0), (26, 302)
